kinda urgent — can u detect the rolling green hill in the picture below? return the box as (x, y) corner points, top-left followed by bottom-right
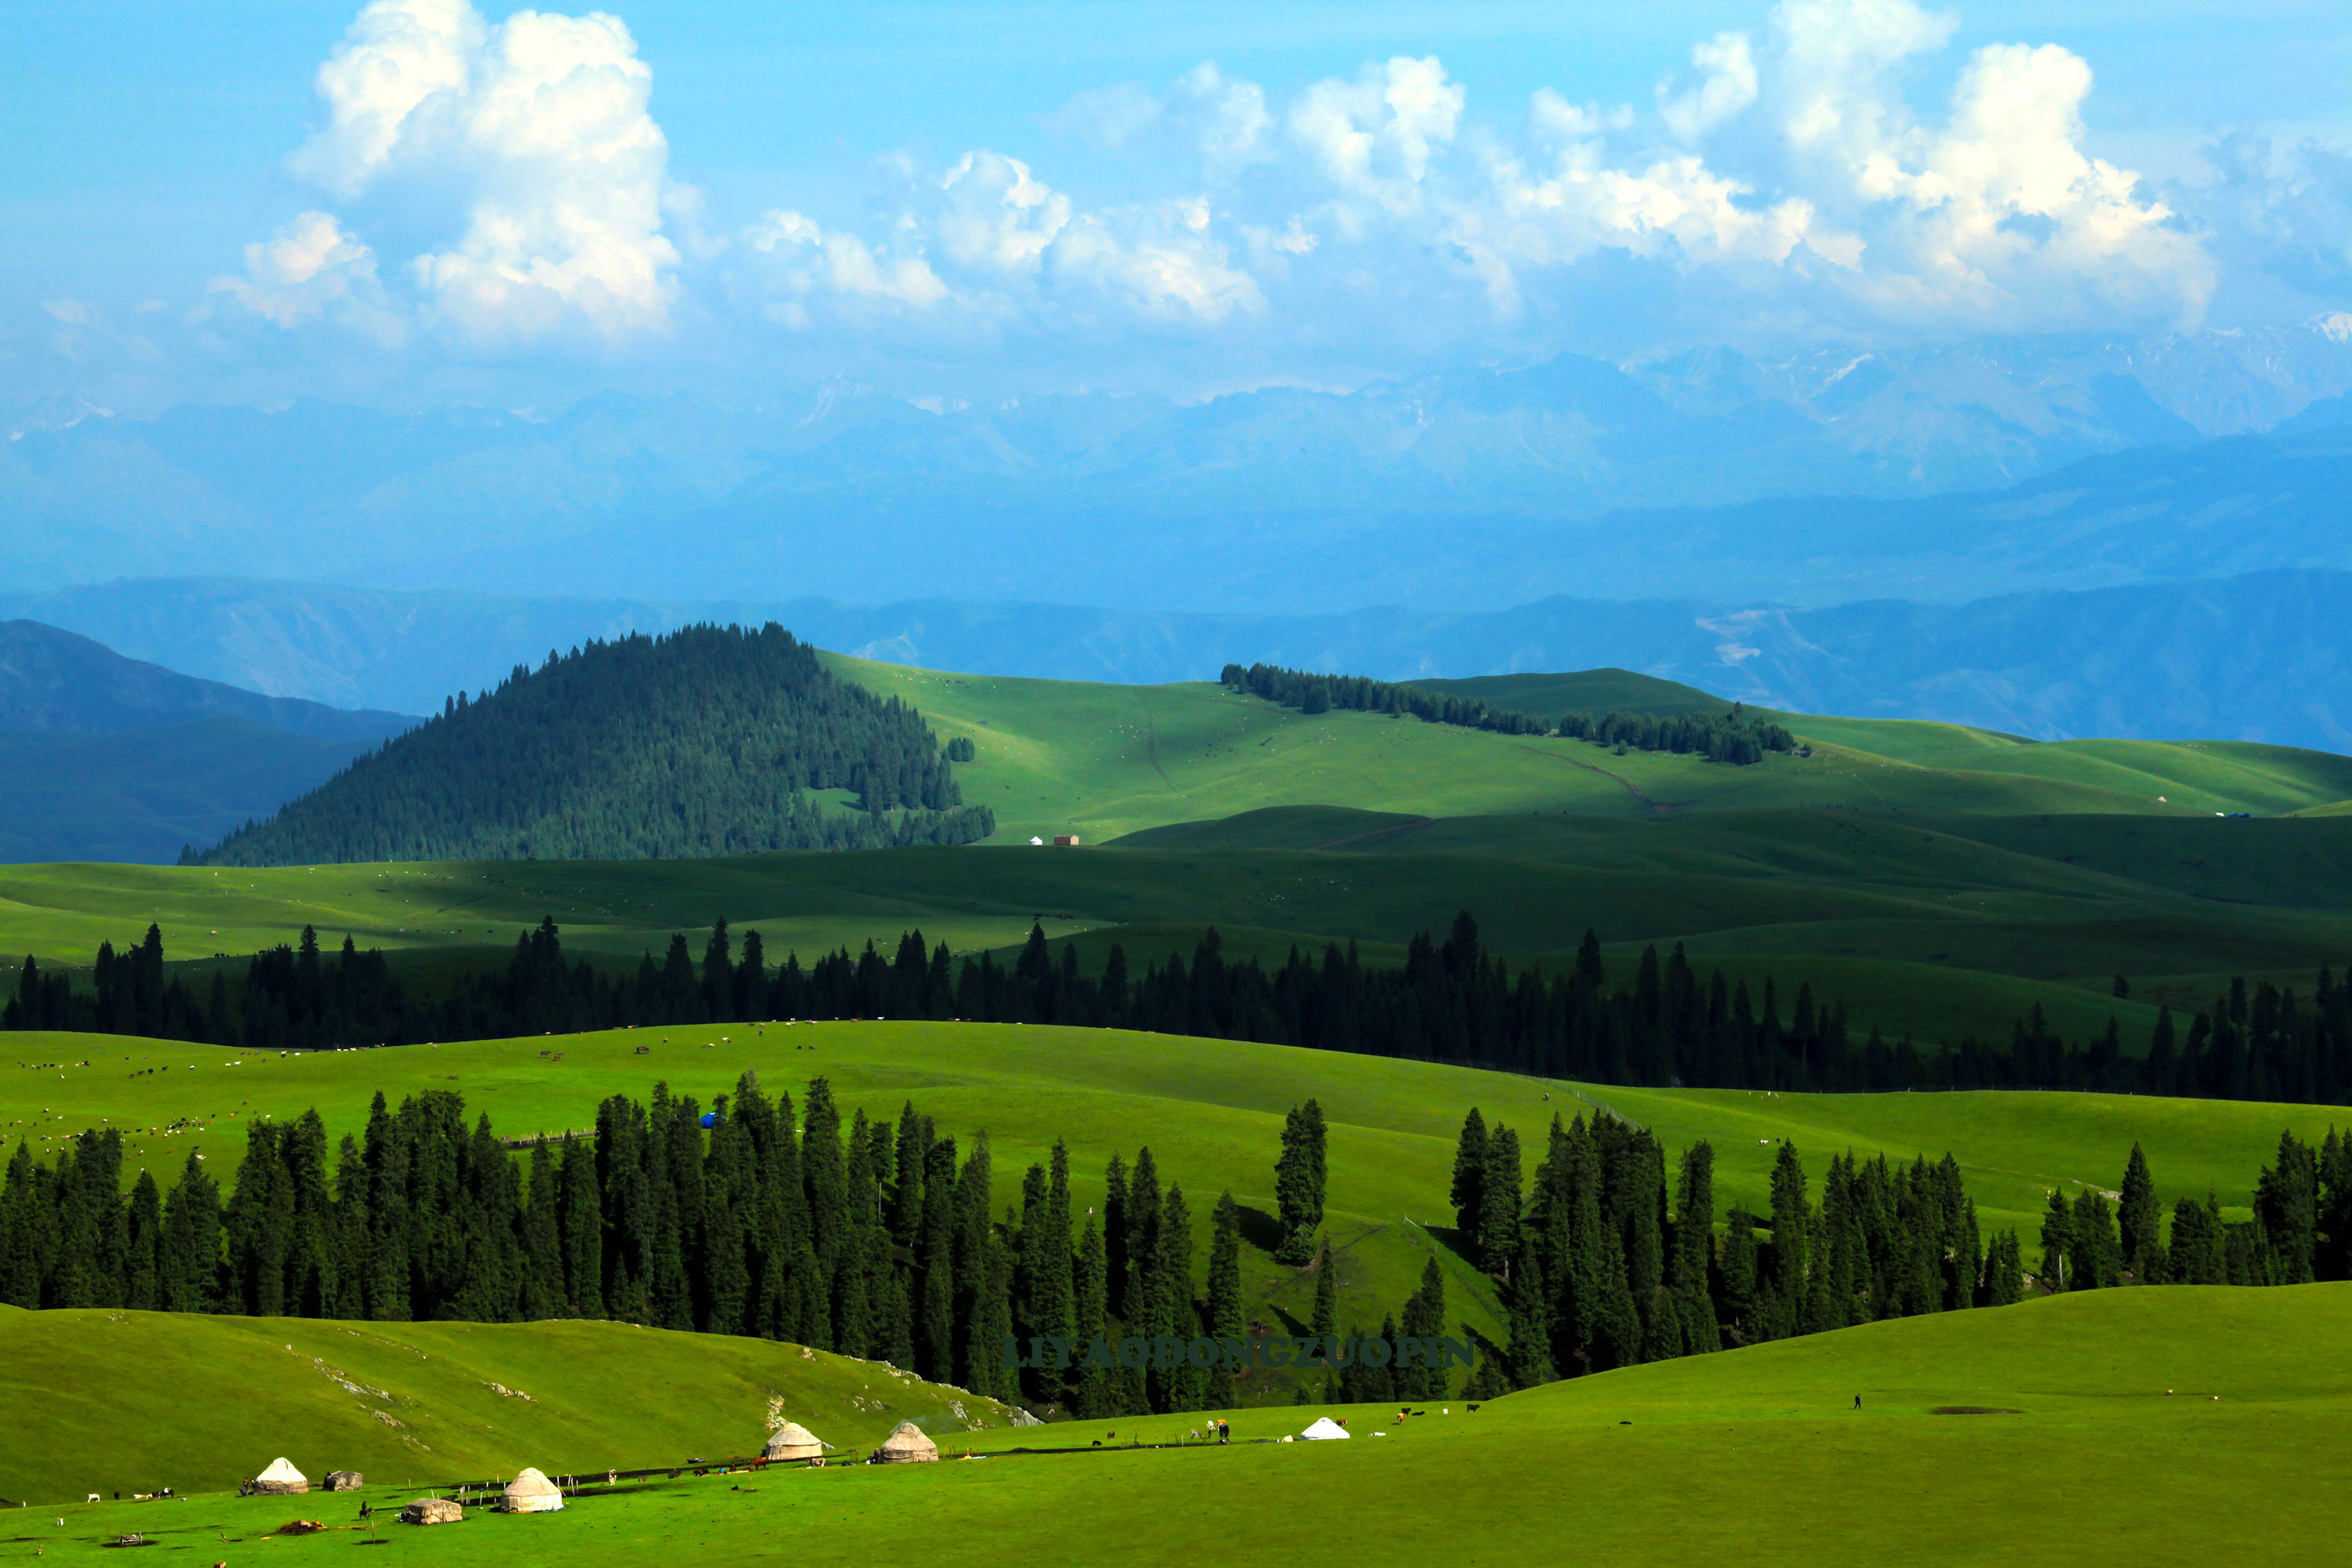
(11, 1287), (2349, 1563)
(5, 1019), (2338, 1352)
(830, 654), (2352, 843)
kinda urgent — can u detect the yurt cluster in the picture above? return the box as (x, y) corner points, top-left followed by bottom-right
(241, 1457), (566, 1524)
(230, 1416), (927, 1526)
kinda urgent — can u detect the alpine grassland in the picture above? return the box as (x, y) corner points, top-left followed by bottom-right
(5, 653), (2351, 1566)
(10, 1287), (2349, 1563)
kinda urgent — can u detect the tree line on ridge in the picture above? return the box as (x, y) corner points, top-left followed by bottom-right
(10, 915), (2350, 1108)
(1220, 662), (1798, 765)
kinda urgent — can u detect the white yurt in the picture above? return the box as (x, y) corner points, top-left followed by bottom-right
(401, 1497), (463, 1525)
(502, 1468), (564, 1513)
(763, 1422), (824, 1462)
(875, 1421), (939, 1463)
(1299, 1417), (1352, 1441)
(253, 1457), (310, 1494)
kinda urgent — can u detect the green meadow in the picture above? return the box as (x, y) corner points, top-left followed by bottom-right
(9, 1287), (2348, 1563)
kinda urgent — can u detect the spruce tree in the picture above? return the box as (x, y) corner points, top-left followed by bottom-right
(2038, 1188), (2074, 1292)
(1123, 1148), (1161, 1333)
(1501, 1248), (1555, 1388)
(1450, 1109), (1488, 1250)
(1311, 1236), (1338, 1341)
(2169, 1194), (2223, 1284)
(2071, 1190), (2120, 1290)
(2256, 1131), (2319, 1283)
(1032, 1140), (1076, 1345)
(557, 1134), (603, 1315)
(951, 1134), (994, 1388)
(1980, 1231), (2024, 1306)
(158, 1149), (222, 1313)
(1072, 1218), (1113, 1417)
(1274, 1101), (1327, 1264)
(1715, 1207), (1759, 1344)
(1669, 1142), (1721, 1352)
(1102, 1152), (1130, 1320)
(2118, 1143), (2165, 1284)
(1764, 1142), (1808, 1338)
(1206, 1191), (1245, 1340)
(1145, 1184), (1198, 1412)
(1397, 1257), (1446, 1399)
(1478, 1124), (1523, 1274)
(916, 1136), (959, 1380)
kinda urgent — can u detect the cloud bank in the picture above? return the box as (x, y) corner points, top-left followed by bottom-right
(167, 0), (2334, 391)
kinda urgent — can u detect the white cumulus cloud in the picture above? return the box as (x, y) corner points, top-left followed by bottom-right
(750, 150), (1261, 329)
(272, 0), (679, 342)
(210, 211), (391, 332)
(1290, 57), (1465, 216)
(1660, 33), (1759, 141)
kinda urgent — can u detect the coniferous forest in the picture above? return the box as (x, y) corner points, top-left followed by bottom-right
(183, 624), (992, 866)
(1221, 662), (1798, 764)
(11, 916), (2349, 1107)
(1, 1072), (2343, 1414)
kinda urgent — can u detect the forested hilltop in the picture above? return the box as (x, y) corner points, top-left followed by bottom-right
(185, 625), (992, 866)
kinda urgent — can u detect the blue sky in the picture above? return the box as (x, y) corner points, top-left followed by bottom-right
(9, 0), (2352, 413)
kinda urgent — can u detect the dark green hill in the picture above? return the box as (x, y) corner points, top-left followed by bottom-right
(186, 624), (992, 866)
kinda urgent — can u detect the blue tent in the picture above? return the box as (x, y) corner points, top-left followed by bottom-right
(699, 1111), (720, 1128)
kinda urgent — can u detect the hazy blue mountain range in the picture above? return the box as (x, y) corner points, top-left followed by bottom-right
(7, 568), (2347, 753)
(8, 324), (2352, 614)
(0, 621), (416, 864)
(0, 619), (416, 740)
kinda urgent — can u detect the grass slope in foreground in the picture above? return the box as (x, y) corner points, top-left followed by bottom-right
(0, 1305), (1021, 1505)
(11, 1287), (2349, 1564)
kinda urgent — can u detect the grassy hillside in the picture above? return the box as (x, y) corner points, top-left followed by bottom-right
(828, 653), (2352, 841)
(13, 1288), (2348, 1563)
(0, 1305), (1024, 1505)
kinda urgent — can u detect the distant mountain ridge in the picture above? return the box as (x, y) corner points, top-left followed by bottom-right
(8, 568), (2347, 753)
(0, 620), (419, 865)
(0, 619), (416, 742)
(8, 321), (2352, 612)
